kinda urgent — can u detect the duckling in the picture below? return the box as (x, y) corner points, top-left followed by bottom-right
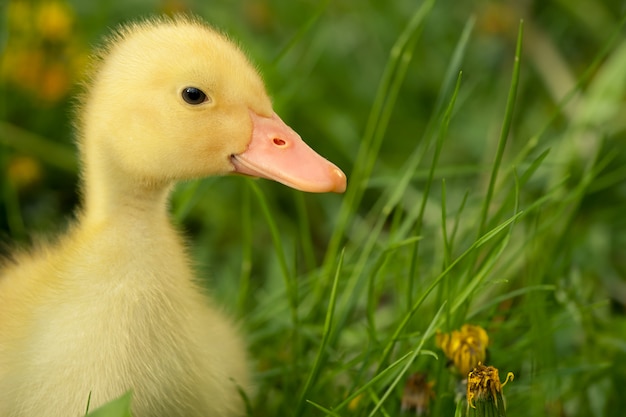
(0, 16), (346, 417)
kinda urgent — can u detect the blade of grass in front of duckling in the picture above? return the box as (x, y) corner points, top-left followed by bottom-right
(236, 383), (254, 417)
(84, 391), (92, 416)
(322, 0), (436, 274)
(295, 249), (343, 416)
(84, 391), (132, 417)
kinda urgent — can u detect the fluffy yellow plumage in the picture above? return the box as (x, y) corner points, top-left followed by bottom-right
(0, 16), (345, 417)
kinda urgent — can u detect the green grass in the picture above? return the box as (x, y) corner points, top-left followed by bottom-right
(3, 1), (626, 416)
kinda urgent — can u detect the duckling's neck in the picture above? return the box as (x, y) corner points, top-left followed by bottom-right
(80, 155), (173, 231)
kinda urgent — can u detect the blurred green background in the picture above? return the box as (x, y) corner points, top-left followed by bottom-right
(1, 0), (626, 416)
(3, 0), (623, 249)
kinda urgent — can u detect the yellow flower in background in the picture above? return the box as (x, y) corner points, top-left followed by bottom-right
(36, 1), (74, 41)
(2, 49), (45, 89)
(466, 363), (514, 415)
(347, 393), (363, 411)
(1, 0), (84, 103)
(39, 61), (71, 102)
(436, 324), (489, 376)
(6, 1), (34, 34)
(7, 155), (43, 189)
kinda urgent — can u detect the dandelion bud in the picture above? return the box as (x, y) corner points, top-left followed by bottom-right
(466, 363), (514, 417)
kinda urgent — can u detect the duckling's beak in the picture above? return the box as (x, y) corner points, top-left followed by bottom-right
(231, 110), (347, 193)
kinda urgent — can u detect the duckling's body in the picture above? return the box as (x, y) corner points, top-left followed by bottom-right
(0, 216), (247, 416)
(0, 16), (345, 417)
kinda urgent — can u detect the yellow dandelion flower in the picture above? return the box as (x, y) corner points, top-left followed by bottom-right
(466, 363), (514, 416)
(1, 49), (45, 89)
(36, 1), (74, 41)
(347, 393), (363, 411)
(7, 1), (34, 34)
(40, 61), (70, 102)
(160, 0), (191, 16)
(436, 324), (489, 376)
(7, 156), (43, 189)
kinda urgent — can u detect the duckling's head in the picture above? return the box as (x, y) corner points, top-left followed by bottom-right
(78, 16), (346, 193)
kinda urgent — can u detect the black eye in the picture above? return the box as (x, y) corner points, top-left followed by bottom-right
(182, 87), (208, 105)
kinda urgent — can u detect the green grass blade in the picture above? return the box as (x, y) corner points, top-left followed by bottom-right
(272, 0), (331, 65)
(172, 179), (216, 222)
(246, 180), (297, 324)
(2, 175), (25, 240)
(477, 20), (524, 236)
(407, 71), (463, 305)
(422, 16), (475, 142)
(453, 162), (521, 314)
(294, 192), (317, 272)
(440, 179), (451, 266)
(295, 249), (344, 415)
(305, 400), (342, 417)
(0, 121), (77, 172)
(376, 210), (524, 372)
(332, 350), (415, 413)
(367, 302), (446, 417)
(85, 392), (132, 417)
(468, 284), (556, 318)
(237, 184), (253, 315)
(324, 0), (436, 271)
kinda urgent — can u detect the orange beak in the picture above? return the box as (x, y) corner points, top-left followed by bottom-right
(231, 110), (347, 193)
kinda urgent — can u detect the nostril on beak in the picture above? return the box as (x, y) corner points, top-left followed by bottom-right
(273, 138), (286, 147)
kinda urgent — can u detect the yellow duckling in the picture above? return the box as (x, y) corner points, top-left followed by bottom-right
(0, 16), (346, 417)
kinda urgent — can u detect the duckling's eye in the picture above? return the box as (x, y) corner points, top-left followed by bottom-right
(182, 87), (208, 105)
